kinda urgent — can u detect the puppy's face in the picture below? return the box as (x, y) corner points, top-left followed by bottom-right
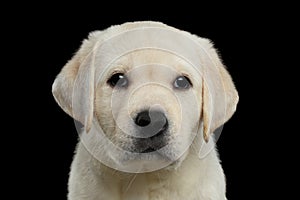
(52, 21), (239, 172)
(95, 50), (201, 166)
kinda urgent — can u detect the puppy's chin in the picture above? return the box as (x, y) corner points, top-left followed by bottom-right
(108, 146), (189, 173)
(109, 151), (169, 173)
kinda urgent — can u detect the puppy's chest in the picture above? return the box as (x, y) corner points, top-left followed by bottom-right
(120, 175), (178, 200)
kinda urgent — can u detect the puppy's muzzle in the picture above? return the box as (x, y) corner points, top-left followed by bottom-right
(134, 109), (169, 153)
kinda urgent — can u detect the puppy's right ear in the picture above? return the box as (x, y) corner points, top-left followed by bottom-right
(52, 53), (81, 118)
(52, 33), (100, 133)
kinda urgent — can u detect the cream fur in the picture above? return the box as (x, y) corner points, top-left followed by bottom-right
(52, 21), (238, 200)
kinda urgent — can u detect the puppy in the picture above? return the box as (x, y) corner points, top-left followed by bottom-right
(52, 21), (238, 200)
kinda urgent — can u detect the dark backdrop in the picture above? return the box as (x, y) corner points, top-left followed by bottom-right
(8, 9), (288, 200)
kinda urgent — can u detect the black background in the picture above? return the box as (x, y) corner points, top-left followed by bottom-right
(6, 7), (292, 200)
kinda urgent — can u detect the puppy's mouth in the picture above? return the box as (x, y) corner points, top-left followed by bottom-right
(133, 120), (169, 153)
(141, 147), (156, 153)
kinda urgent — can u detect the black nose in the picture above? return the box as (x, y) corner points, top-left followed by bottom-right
(135, 110), (168, 137)
(135, 110), (151, 127)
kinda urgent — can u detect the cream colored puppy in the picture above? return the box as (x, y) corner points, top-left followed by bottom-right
(52, 21), (238, 200)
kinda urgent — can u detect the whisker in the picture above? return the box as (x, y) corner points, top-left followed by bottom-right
(124, 173), (138, 193)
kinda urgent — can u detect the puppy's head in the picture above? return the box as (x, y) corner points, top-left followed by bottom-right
(52, 21), (238, 172)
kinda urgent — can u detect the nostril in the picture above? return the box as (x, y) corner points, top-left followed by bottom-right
(135, 111), (151, 127)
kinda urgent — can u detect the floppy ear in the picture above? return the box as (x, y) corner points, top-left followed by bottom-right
(52, 34), (98, 133)
(201, 45), (239, 142)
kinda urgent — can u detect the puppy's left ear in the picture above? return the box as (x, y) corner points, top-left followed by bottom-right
(201, 41), (239, 142)
(52, 33), (99, 133)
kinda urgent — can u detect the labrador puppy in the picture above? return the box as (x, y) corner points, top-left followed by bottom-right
(52, 21), (238, 200)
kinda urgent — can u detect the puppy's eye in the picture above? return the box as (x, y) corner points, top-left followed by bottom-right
(173, 76), (192, 89)
(107, 73), (128, 88)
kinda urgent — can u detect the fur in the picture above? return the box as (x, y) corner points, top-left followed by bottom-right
(52, 21), (238, 200)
